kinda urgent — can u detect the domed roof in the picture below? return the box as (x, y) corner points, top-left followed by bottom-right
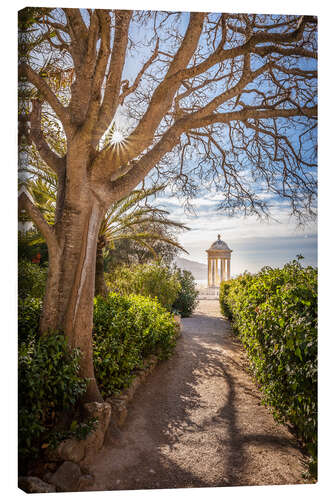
(209, 234), (231, 251)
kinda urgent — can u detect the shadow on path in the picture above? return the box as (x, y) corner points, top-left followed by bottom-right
(86, 301), (308, 491)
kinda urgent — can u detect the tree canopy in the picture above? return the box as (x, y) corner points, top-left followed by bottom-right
(19, 9), (317, 222)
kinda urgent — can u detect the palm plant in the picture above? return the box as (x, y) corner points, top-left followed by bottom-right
(19, 162), (189, 296)
(95, 188), (188, 295)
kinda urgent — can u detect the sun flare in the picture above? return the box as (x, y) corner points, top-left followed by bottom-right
(111, 129), (126, 144)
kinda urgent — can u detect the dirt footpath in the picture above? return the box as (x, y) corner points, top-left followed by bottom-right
(85, 300), (309, 491)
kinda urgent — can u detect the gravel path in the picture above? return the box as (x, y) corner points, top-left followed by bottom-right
(85, 300), (308, 491)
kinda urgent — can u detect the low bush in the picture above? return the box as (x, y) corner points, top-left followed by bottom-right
(172, 268), (199, 317)
(93, 292), (177, 398)
(18, 229), (48, 264)
(18, 259), (48, 299)
(220, 259), (317, 473)
(18, 264), (178, 468)
(18, 262), (92, 470)
(106, 261), (181, 311)
(219, 280), (233, 320)
(18, 334), (88, 468)
(18, 295), (42, 344)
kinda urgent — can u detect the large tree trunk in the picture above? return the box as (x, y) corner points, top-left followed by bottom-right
(40, 188), (105, 403)
(95, 241), (108, 298)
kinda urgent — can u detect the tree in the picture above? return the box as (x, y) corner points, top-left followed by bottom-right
(103, 224), (183, 270)
(18, 8), (317, 402)
(19, 167), (188, 297)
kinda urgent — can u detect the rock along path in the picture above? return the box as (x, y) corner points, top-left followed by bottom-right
(85, 300), (308, 491)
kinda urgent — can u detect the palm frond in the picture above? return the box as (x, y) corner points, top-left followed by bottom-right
(111, 232), (189, 254)
(20, 165), (58, 189)
(125, 238), (159, 260)
(104, 184), (167, 223)
(19, 160), (188, 261)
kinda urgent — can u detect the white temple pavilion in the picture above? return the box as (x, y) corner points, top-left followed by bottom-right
(206, 234), (232, 287)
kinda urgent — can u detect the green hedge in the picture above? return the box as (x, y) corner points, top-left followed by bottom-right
(18, 230), (48, 264)
(220, 260), (317, 473)
(106, 262), (181, 312)
(18, 334), (88, 467)
(18, 260), (48, 299)
(18, 292), (177, 402)
(18, 295), (42, 343)
(93, 293), (177, 398)
(219, 280), (233, 320)
(172, 268), (199, 317)
(106, 262), (199, 317)
(18, 263), (178, 466)
(18, 262), (93, 469)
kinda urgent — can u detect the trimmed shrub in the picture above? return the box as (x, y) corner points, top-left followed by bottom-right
(172, 268), (199, 317)
(18, 260), (46, 344)
(18, 334), (88, 466)
(18, 295), (42, 344)
(18, 259), (48, 299)
(106, 262), (181, 311)
(18, 264), (178, 467)
(18, 230), (48, 264)
(219, 280), (233, 319)
(93, 293), (177, 398)
(220, 260), (317, 473)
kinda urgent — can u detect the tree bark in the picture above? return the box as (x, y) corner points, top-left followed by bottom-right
(39, 189), (105, 403)
(95, 240), (108, 298)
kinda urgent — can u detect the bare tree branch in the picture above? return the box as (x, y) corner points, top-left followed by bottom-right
(188, 105), (317, 129)
(92, 10), (132, 147)
(19, 10), (317, 221)
(81, 10), (112, 136)
(29, 99), (66, 175)
(119, 38), (159, 106)
(18, 188), (59, 251)
(19, 63), (71, 131)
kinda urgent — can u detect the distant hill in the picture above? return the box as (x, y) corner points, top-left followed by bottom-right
(174, 256), (207, 280)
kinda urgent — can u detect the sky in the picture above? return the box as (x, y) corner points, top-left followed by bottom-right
(113, 9), (318, 276)
(15, 5), (318, 279)
(155, 188), (317, 276)
(17, 5), (318, 279)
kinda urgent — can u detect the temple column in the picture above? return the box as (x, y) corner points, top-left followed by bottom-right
(210, 259), (214, 286)
(210, 259), (213, 287)
(216, 259), (220, 286)
(227, 259), (231, 280)
(211, 259), (213, 286)
(210, 259), (213, 286)
(212, 259), (215, 286)
(208, 259), (211, 287)
(214, 259), (218, 286)
(211, 259), (214, 286)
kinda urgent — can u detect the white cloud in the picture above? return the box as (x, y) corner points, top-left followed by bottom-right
(157, 193), (317, 275)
